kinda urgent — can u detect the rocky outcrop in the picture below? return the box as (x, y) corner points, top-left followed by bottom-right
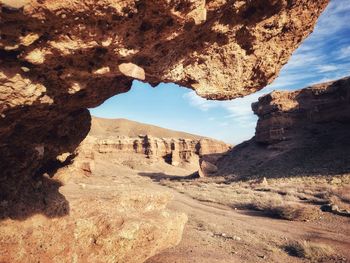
(252, 77), (350, 144)
(0, 0), (328, 99)
(0, 0), (328, 188)
(71, 117), (231, 174)
(198, 159), (218, 177)
(214, 76), (350, 178)
(0, 161), (187, 263)
(0, 1), (329, 261)
(76, 134), (231, 173)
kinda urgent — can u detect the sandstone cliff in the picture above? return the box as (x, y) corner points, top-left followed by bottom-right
(75, 117), (231, 175)
(213, 76), (350, 178)
(0, 1), (330, 261)
(0, 0), (328, 189)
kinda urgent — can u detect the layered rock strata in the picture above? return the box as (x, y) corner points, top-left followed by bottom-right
(214, 76), (350, 177)
(252, 77), (350, 144)
(0, 0), (328, 188)
(0, 0), (329, 261)
(75, 134), (231, 174)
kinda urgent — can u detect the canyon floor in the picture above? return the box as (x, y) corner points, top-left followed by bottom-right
(79, 156), (350, 263)
(71, 117), (350, 263)
(2, 117), (348, 263)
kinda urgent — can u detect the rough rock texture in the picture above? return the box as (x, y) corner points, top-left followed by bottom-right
(82, 135), (230, 171)
(214, 76), (350, 178)
(0, 157), (187, 263)
(0, 1), (329, 261)
(252, 77), (350, 144)
(75, 117), (231, 174)
(198, 159), (218, 177)
(98, 136), (223, 164)
(0, 0), (328, 98)
(0, 0), (328, 189)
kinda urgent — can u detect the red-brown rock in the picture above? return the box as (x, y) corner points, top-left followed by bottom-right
(215, 76), (350, 178)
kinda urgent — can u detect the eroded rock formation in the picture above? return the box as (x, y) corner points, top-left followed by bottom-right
(81, 135), (230, 171)
(214, 76), (350, 178)
(0, 0), (328, 187)
(1, 161), (188, 263)
(252, 77), (350, 144)
(0, 0), (329, 261)
(74, 117), (231, 174)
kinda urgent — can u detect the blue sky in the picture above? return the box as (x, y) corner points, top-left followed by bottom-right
(91, 0), (350, 145)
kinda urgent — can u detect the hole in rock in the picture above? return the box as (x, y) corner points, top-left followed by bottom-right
(2, 3), (350, 263)
(89, 81), (258, 145)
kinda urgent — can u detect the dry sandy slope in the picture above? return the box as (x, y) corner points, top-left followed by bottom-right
(90, 117), (209, 140)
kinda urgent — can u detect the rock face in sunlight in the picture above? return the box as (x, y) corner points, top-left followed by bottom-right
(76, 117), (231, 174)
(0, 0), (328, 194)
(252, 77), (350, 144)
(1, 162), (188, 263)
(214, 76), (350, 178)
(0, 0), (329, 261)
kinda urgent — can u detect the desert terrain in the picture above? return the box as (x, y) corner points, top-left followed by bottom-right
(88, 118), (350, 263)
(18, 116), (349, 263)
(1, 0), (350, 262)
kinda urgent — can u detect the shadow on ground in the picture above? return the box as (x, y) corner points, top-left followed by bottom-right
(138, 172), (199, 182)
(0, 174), (69, 221)
(203, 123), (350, 181)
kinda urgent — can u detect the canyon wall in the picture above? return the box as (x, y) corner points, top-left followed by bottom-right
(0, 0), (329, 261)
(252, 77), (350, 144)
(0, 0), (328, 187)
(74, 134), (231, 175)
(214, 76), (350, 178)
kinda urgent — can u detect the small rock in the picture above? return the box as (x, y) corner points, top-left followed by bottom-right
(232, 235), (241, 241)
(331, 204), (339, 211)
(118, 63), (145, 80)
(20, 33), (40, 46)
(93, 66), (110, 75)
(57, 152), (71, 163)
(1, 0), (29, 9)
(21, 67), (30, 72)
(25, 49), (46, 65)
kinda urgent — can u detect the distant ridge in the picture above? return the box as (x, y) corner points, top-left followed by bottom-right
(90, 116), (214, 141)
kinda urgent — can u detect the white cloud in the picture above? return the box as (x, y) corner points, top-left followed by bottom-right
(310, 1), (350, 40)
(182, 91), (216, 111)
(338, 46), (350, 59)
(317, 64), (338, 73)
(266, 0), (350, 92)
(183, 91), (261, 128)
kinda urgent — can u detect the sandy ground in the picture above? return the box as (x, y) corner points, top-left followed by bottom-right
(78, 158), (350, 263)
(147, 191), (350, 263)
